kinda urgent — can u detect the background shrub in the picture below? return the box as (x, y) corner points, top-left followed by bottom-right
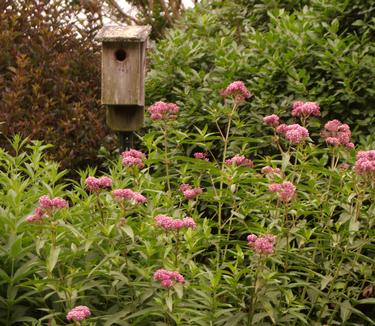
(146, 0), (375, 148)
(0, 0), (114, 170)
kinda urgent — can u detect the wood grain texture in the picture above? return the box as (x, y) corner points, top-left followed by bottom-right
(106, 105), (144, 131)
(101, 42), (145, 105)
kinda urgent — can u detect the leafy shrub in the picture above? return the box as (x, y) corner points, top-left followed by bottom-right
(1, 80), (374, 324)
(146, 0), (375, 147)
(0, 0), (114, 170)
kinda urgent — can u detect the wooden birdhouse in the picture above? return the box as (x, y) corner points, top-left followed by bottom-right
(95, 25), (152, 131)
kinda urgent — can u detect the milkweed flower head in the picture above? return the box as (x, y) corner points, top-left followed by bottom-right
(85, 176), (112, 192)
(153, 269), (185, 288)
(226, 155), (254, 167)
(155, 215), (196, 231)
(263, 114), (280, 127)
(261, 166), (281, 177)
(268, 181), (296, 202)
(354, 150), (375, 177)
(27, 196), (68, 223)
(66, 305), (91, 322)
(112, 188), (147, 204)
(179, 184), (203, 200)
(321, 120), (354, 149)
(247, 234), (276, 254)
(148, 101), (179, 121)
(194, 152), (209, 161)
(121, 149), (146, 169)
(221, 81), (252, 103)
(276, 124), (309, 144)
(291, 101), (321, 118)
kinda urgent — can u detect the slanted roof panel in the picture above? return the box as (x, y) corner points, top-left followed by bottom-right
(95, 25), (152, 43)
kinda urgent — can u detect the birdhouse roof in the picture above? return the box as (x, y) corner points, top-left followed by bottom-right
(95, 25), (152, 43)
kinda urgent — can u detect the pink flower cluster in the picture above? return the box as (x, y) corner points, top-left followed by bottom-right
(153, 269), (185, 288)
(291, 101), (321, 118)
(321, 120), (354, 149)
(66, 305), (91, 322)
(261, 166), (281, 176)
(247, 234), (276, 254)
(85, 176), (112, 192)
(221, 81), (252, 102)
(112, 188), (147, 204)
(194, 152), (209, 161)
(121, 149), (146, 169)
(27, 195), (68, 222)
(179, 184), (203, 200)
(276, 123), (309, 144)
(155, 215), (196, 231)
(148, 101), (179, 121)
(354, 150), (375, 176)
(268, 181), (296, 202)
(263, 114), (280, 127)
(225, 155), (253, 167)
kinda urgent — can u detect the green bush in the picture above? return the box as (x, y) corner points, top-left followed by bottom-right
(0, 82), (374, 324)
(0, 0), (114, 170)
(146, 0), (375, 145)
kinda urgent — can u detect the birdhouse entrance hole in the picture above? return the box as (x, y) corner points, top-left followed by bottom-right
(115, 49), (127, 62)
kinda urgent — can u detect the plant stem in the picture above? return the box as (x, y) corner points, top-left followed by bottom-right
(96, 192), (105, 224)
(175, 230), (180, 269)
(284, 203), (289, 272)
(163, 126), (171, 193)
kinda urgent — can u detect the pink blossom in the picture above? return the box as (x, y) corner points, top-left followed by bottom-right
(39, 195), (52, 209)
(194, 152), (209, 161)
(26, 207), (45, 223)
(268, 181), (296, 202)
(121, 149), (146, 169)
(268, 184), (282, 192)
(221, 81), (252, 102)
(179, 184), (202, 200)
(354, 150), (375, 177)
(225, 155), (253, 167)
(85, 176), (112, 192)
(148, 101), (179, 121)
(276, 124), (288, 134)
(277, 124), (309, 144)
(112, 189), (147, 204)
(322, 120), (354, 149)
(27, 196), (68, 223)
(247, 234), (276, 254)
(263, 114), (280, 127)
(66, 305), (91, 322)
(153, 269), (185, 288)
(51, 197), (68, 209)
(285, 124), (309, 144)
(291, 101), (320, 118)
(154, 215), (196, 231)
(38, 195), (68, 209)
(261, 166), (281, 176)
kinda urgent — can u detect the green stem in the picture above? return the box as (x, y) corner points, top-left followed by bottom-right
(163, 126), (171, 193)
(96, 192), (105, 224)
(175, 231), (180, 269)
(284, 203), (289, 272)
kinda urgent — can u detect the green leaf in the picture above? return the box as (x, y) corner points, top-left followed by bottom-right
(165, 295), (173, 312)
(122, 224), (134, 242)
(47, 246), (61, 273)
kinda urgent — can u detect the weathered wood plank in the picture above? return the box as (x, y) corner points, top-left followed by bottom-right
(106, 105), (144, 131)
(95, 25), (152, 43)
(101, 42), (144, 105)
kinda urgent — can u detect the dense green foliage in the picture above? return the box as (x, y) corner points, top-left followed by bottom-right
(1, 83), (374, 324)
(146, 0), (375, 143)
(0, 0), (114, 169)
